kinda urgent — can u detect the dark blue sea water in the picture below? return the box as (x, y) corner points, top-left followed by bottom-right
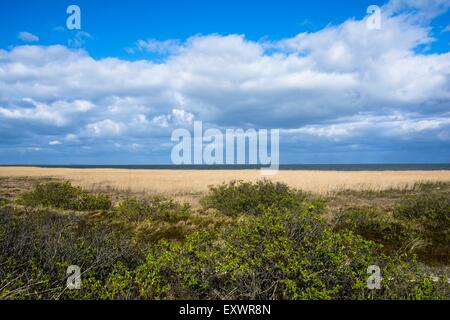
(2, 163), (450, 171)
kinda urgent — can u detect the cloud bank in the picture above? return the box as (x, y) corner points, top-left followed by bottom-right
(0, 1), (449, 163)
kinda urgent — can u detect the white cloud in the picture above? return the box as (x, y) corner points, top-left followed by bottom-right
(49, 140), (62, 145)
(86, 119), (125, 136)
(172, 109), (194, 124)
(65, 133), (78, 141)
(18, 32), (39, 42)
(384, 0), (450, 22)
(0, 102), (66, 126)
(0, 99), (95, 126)
(68, 31), (92, 47)
(132, 39), (182, 54)
(0, 0), (449, 161)
(151, 115), (169, 128)
(283, 115), (450, 143)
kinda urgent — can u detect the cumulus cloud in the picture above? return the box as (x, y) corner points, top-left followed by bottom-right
(283, 115), (450, 142)
(68, 31), (92, 47)
(0, 0), (449, 163)
(128, 39), (182, 54)
(85, 119), (125, 137)
(384, 0), (450, 22)
(0, 99), (94, 126)
(18, 31), (39, 42)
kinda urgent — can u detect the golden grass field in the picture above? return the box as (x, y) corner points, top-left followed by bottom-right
(1, 167), (450, 197)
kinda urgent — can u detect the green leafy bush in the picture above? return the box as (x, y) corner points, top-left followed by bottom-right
(16, 181), (111, 211)
(1, 181), (448, 300)
(333, 207), (422, 255)
(111, 196), (190, 223)
(334, 200), (450, 264)
(83, 207), (448, 300)
(180, 208), (448, 299)
(201, 180), (310, 217)
(0, 206), (143, 299)
(395, 194), (450, 228)
(395, 194), (450, 264)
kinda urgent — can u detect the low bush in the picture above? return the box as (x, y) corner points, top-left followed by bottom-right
(1, 180), (448, 300)
(70, 208), (447, 300)
(395, 194), (450, 264)
(333, 207), (423, 255)
(395, 193), (450, 228)
(16, 181), (111, 211)
(201, 180), (311, 217)
(111, 196), (190, 223)
(334, 199), (450, 265)
(0, 207), (143, 299)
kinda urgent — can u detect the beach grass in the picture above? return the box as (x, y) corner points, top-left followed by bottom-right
(1, 166), (450, 205)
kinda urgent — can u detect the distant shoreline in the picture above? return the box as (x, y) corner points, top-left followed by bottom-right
(1, 163), (450, 171)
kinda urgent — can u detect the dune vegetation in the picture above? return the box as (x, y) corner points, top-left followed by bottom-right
(0, 177), (448, 299)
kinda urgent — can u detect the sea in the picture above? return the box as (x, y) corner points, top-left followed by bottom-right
(2, 163), (450, 171)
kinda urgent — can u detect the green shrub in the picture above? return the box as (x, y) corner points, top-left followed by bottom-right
(0, 206), (143, 299)
(333, 207), (422, 255)
(182, 208), (445, 299)
(335, 202), (450, 265)
(1, 181), (448, 300)
(200, 180), (309, 217)
(395, 194), (450, 228)
(0, 197), (8, 206)
(98, 207), (448, 300)
(111, 197), (190, 223)
(16, 182), (111, 211)
(395, 194), (450, 264)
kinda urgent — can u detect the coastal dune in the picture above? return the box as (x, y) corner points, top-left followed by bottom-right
(1, 166), (450, 196)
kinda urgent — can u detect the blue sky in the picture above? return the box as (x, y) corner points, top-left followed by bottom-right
(0, 0), (449, 164)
